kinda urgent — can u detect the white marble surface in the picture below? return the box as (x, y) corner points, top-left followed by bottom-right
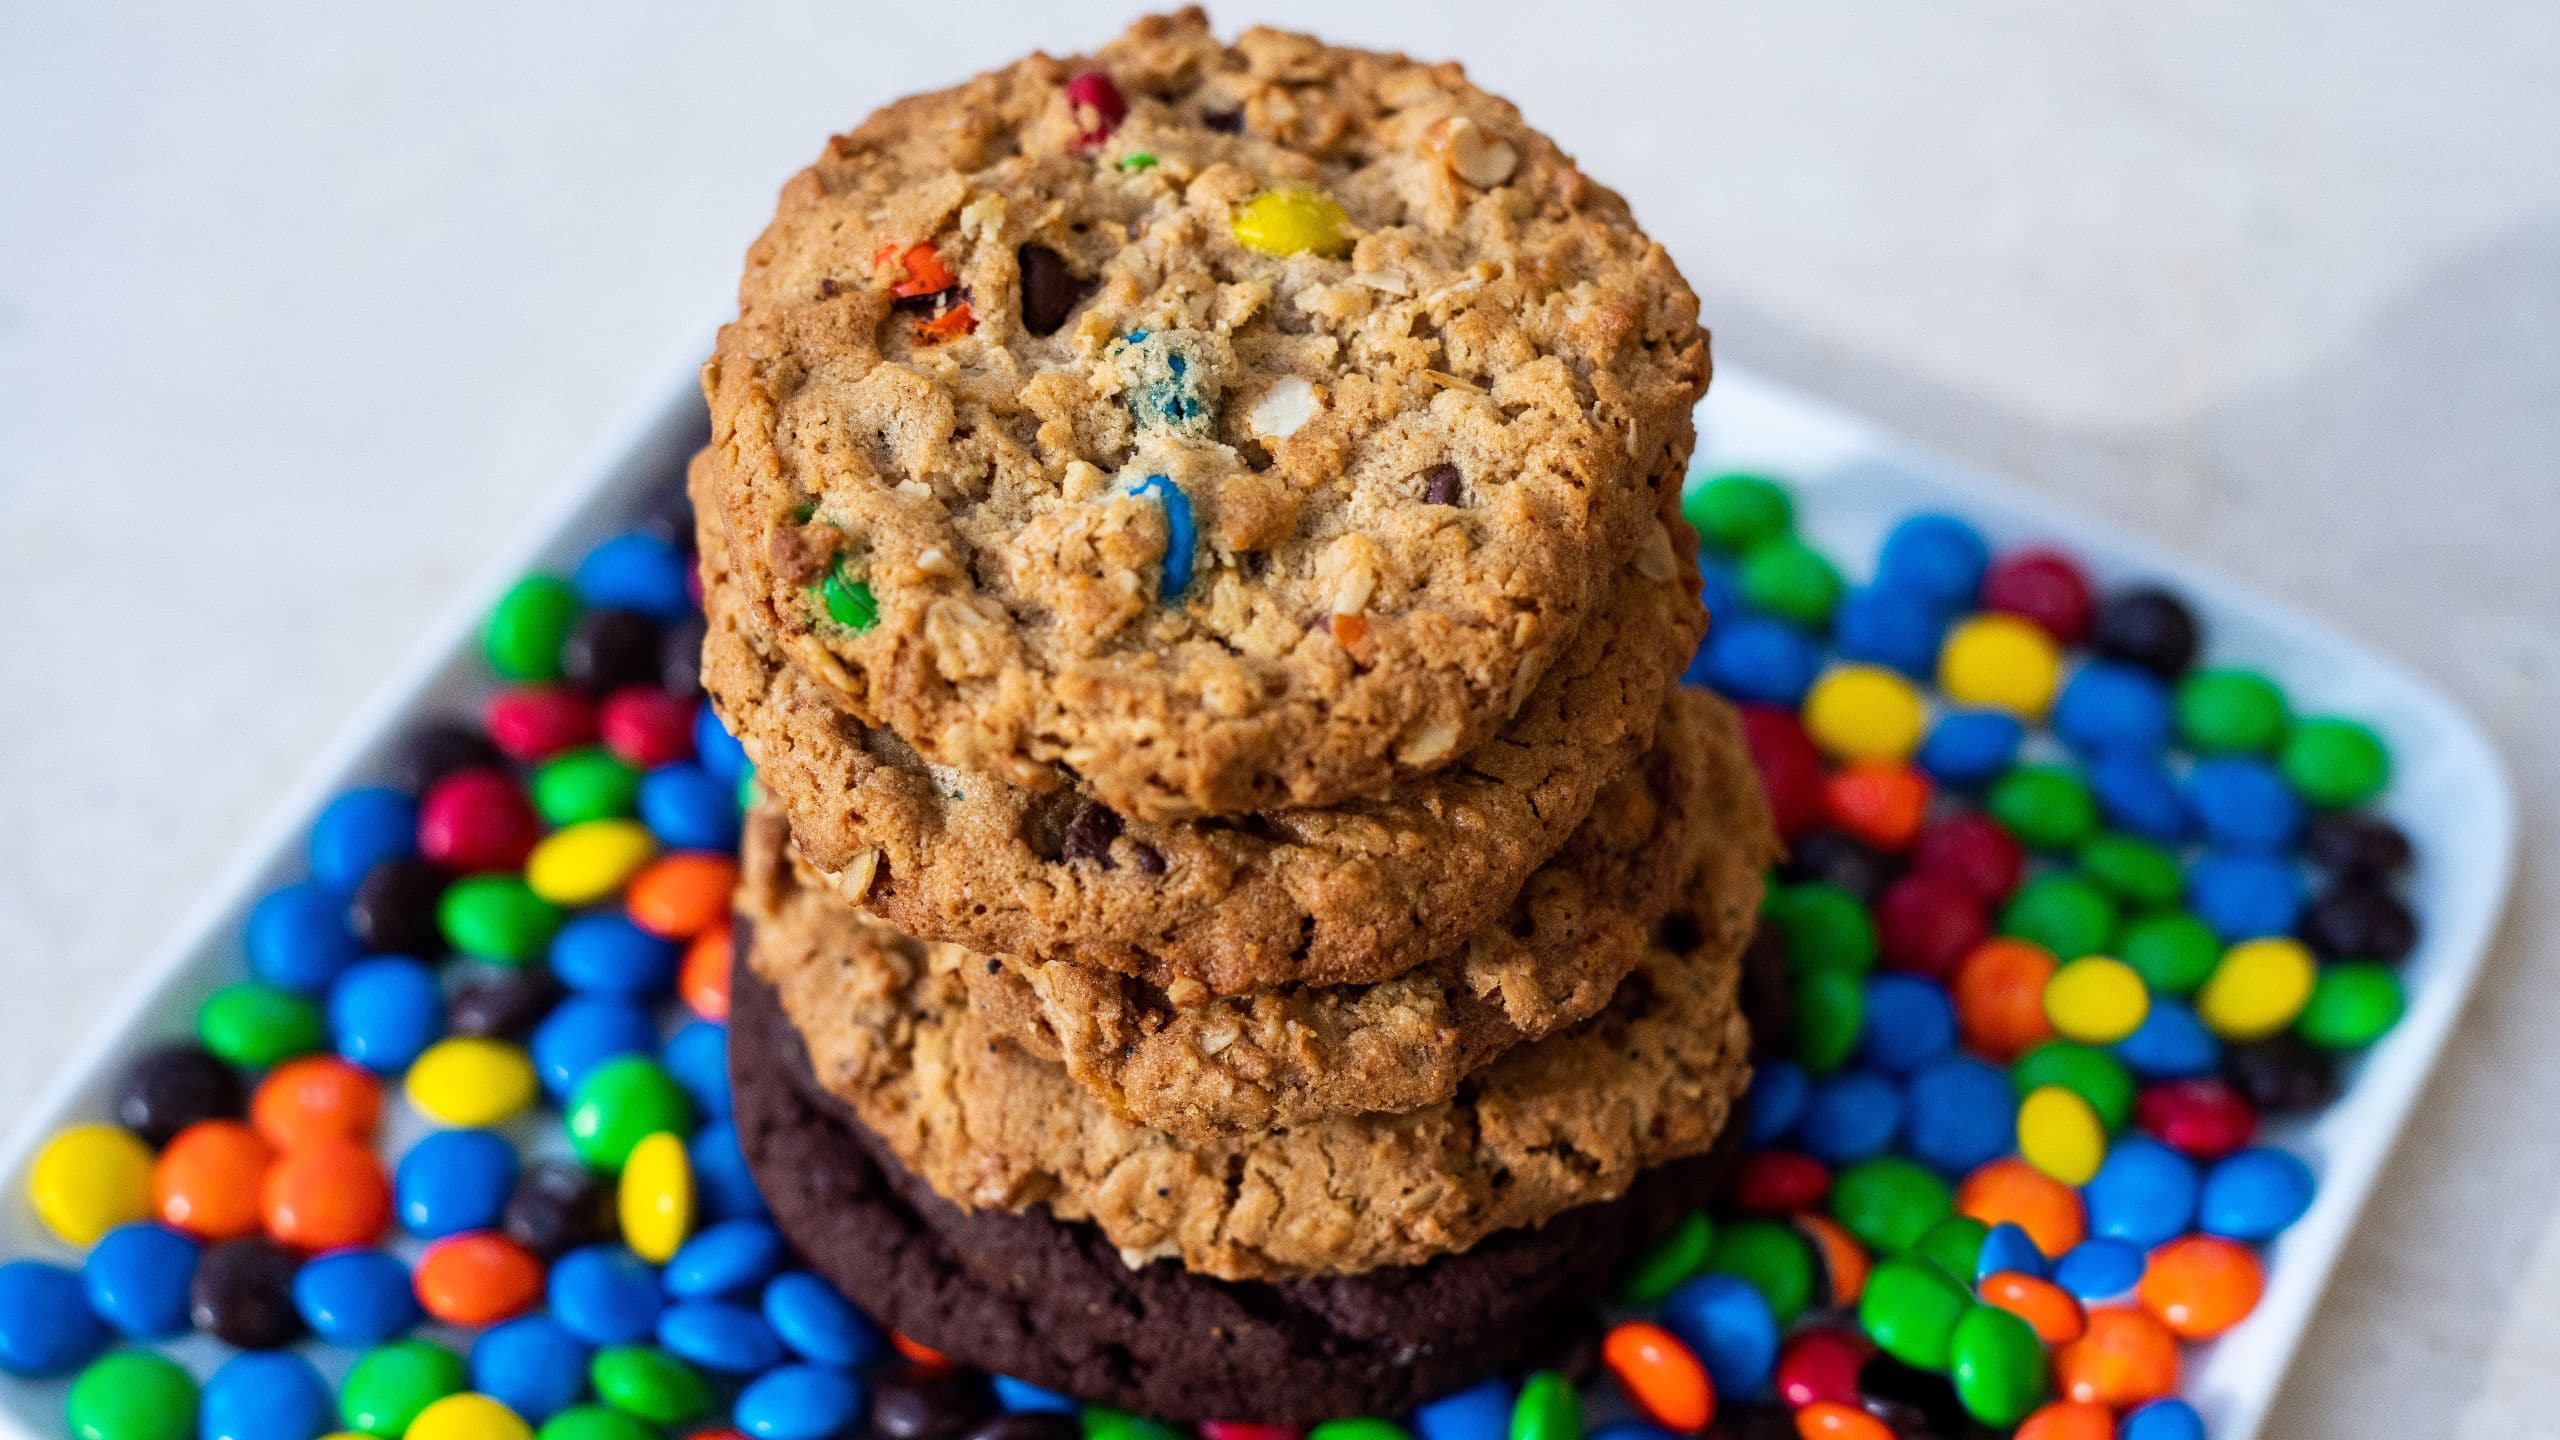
(3, 3), (2555, 1432)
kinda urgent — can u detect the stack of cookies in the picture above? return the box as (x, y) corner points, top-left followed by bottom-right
(691, 11), (1779, 1421)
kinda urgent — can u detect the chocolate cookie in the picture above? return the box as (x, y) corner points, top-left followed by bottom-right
(963, 687), (1776, 1137)
(696, 9), (1712, 822)
(698, 475), (1706, 999)
(731, 953), (1748, 1423)
(736, 811), (1756, 1282)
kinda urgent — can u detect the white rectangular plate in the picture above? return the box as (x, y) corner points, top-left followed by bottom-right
(0, 353), (2515, 1439)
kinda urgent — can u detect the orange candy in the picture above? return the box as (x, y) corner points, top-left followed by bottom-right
(626, 854), (739, 940)
(250, 1056), (383, 1149)
(1602, 1321), (1715, 1431)
(262, 1139), (392, 1250)
(1981, 1271), (2088, 1345)
(1794, 1214), (1871, 1308)
(1957, 1159), (2088, 1258)
(1952, 939), (2060, 1060)
(2013, 1402), (2116, 1440)
(680, 927), (733, 1022)
(2055, 1306), (2180, 1410)
(414, 1232), (544, 1326)
(1794, 1402), (1894, 1440)
(2139, 1235), (2266, 1339)
(891, 1333), (953, 1371)
(1823, 763), (1932, 852)
(153, 1121), (274, 1240)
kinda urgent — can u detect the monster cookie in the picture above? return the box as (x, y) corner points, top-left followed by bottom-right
(732, 956), (1748, 1422)
(736, 812), (1755, 1282)
(962, 687), (1775, 1137)
(698, 475), (1706, 998)
(696, 8), (1713, 821)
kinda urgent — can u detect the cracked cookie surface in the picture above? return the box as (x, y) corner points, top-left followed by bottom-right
(696, 7), (1711, 822)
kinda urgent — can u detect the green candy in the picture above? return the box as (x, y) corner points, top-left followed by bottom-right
(1771, 884), (1878, 975)
(1707, 1219), (1815, 1325)
(2297, 962), (2405, 1049)
(1739, 538), (1844, 626)
(1085, 1410), (1186, 1440)
(2177, 669), (2290, 754)
(1684, 472), (1793, 552)
(1860, 1255), (1971, 1371)
(339, 1339), (465, 1436)
(2119, 910), (2223, 996)
(532, 747), (643, 825)
(1310, 1421), (1411, 1440)
(1830, 1158), (1954, 1255)
(1790, 967), (1865, 1076)
(486, 575), (582, 681)
(589, 1346), (711, 1425)
(2076, 833), (2185, 908)
(1987, 765), (2097, 851)
(196, 982), (324, 1068)
(1509, 1369), (1581, 1440)
(1950, 1302), (2049, 1425)
(567, 1058), (694, 1171)
(1615, 1211), (1715, 1304)
(2282, 718), (2390, 807)
(1911, 1215), (1989, 1285)
(2000, 874), (2117, 960)
(814, 559), (879, 634)
(2012, 1042), (2136, 1131)
(737, 771), (762, 812)
(538, 1406), (658, 1440)
(66, 1352), (196, 1440)
(439, 875), (564, 964)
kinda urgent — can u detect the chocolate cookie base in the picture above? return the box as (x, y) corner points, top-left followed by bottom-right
(730, 933), (1752, 1422)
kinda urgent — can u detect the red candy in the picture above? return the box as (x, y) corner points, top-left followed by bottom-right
(1981, 548), (2095, 645)
(1875, 874), (1988, 980)
(1732, 1150), (1831, 1216)
(417, 770), (540, 873)
(1738, 704), (1827, 841)
(1064, 71), (1128, 148)
(1822, 763), (1931, 852)
(1775, 1327), (1869, 1411)
(1200, 1425), (1299, 1440)
(1909, 812), (2025, 905)
(485, 685), (598, 762)
(600, 688), (695, 768)
(2138, 1078), (2258, 1159)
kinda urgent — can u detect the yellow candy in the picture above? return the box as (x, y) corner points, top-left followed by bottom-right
(525, 819), (656, 908)
(2017, 1085), (2108, 1186)
(619, 1130), (694, 1264)
(405, 1038), (539, 1127)
(1803, 664), (1929, 763)
(404, 1394), (533, 1440)
(2042, 955), (2150, 1045)
(2198, 937), (2317, 1040)
(28, 1123), (153, 1245)
(1231, 189), (1352, 259)
(1938, 614), (2064, 718)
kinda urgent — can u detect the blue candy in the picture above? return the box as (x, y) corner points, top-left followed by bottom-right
(308, 786), (419, 890)
(1743, 1060), (1810, 1146)
(2052, 662), (2173, 755)
(472, 1314), (592, 1423)
(695, 705), (754, 786)
(1833, 585), (1947, 678)
(1916, 709), (2024, 789)
(2199, 1147), (2318, 1242)
(550, 1245), (665, 1346)
(664, 1021), (734, 1124)
(1902, 1055), (2016, 1174)
(735, 1364), (866, 1440)
(1877, 512), (1990, 608)
(2083, 1137), (2200, 1249)
(1126, 475), (1195, 599)
(395, 1129), (520, 1239)
(1414, 1377), (1515, 1440)
(2089, 752), (2190, 843)
(292, 1247), (421, 1345)
(1694, 560), (1746, 630)
(2113, 998), (2220, 1079)
(1857, 973), (1957, 1075)
(244, 880), (362, 994)
(2122, 1399), (2208, 1440)
(2188, 849), (2306, 940)
(992, 1375), (1078, 1414)
(1590, 1425), (1678, 1440)
(329, 955), (445, 1073)
(200, 1351), (332, 1440)
(549, 913), (681, 998)
(692, 1121), (768, 1222)
(2052, 1238), (2147, 1303)
(80, 1223), (197, 1340)
(762, 1271), (881, 1368)
(575, 531), (693, 621)
(1975, 1222), (2047, 1282)
(1699, 615), (1823, 706)
(1795, 1069), (1904, 1166)
(0, 1260), (106, 1376)
(640, 764), (743, 851)
(659, 1299), (786, 1373)
(1661, 1271), (1780, 1400)
(665, 1219), (783, 1300)
(2187, 756), (2304, 850)
(532, 995), (658, 1098)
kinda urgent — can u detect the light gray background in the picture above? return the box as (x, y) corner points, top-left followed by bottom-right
(3, 4), (2554, 1431)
